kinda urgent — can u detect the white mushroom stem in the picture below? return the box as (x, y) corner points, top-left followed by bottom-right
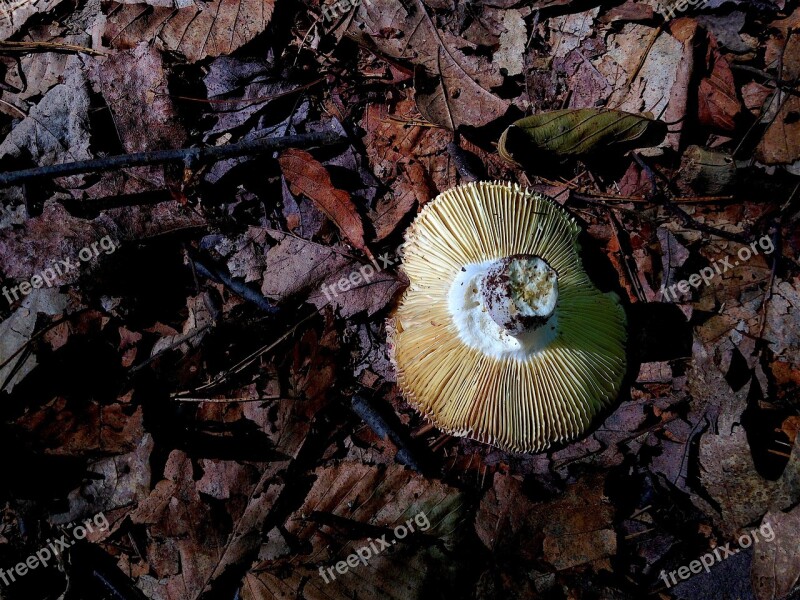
(481, 255), (558, 336)
(448, 255), (560, 360)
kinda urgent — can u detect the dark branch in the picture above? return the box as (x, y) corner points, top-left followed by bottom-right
(0, 131), (346, 187)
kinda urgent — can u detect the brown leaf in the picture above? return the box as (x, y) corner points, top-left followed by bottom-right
(0, 0), (64, 39)
(698, 34), (741, 131)
(742, 81), (774, 115)
(242, 462), (468, 600)
(279, 149), (373, 261)
(751, 508), (800, 600)
(103, 0), (274, 63)
(346, 0), (509, 129)
(0, 57), (92, 188)
(600, 1), (655, 23)
(16, 397), (144, 456)
(698, 342), (800, 536)
(362, 98), (454, 239)
(87, 44), (187, 195)
(599, 23), (684, 125)
(476, 472), (616, 571)
(56, 433), (153, 523)
(260, 231), (402, 318)
(131, 451), (289, 600)
(756, 91), (800, 166)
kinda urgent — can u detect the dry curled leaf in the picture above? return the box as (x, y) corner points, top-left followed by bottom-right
(279, 149), (373, 261)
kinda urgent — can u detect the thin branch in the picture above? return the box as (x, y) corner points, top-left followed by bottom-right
(0, 131), (346, 187)
(0, 40), (106, 56)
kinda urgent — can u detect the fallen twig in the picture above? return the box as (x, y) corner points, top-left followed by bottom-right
(0, 40), (106, 56)
(351, 394), (429, 473)
(0, 131), (346, 187)
(191, 252), (280, 314)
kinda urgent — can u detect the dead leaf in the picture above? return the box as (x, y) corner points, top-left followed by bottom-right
(756, 8), (800, 166)
(751, 508), (800, 600)
(346, 0), (509, 129)
(87, 43), (187, 194)
(600, 23), (683, 120)
(56, 433), (153, 523)
(103, 0), (275, 62)
(279, 149), (373, 261)
(0, 0), (64, 39)
(697, 341), (800, 535)
(0, 288), (67, 392)
(698, 34), (741, 131)
(150, 293), (217, 358)
(260, 231), (402, 318)
(476, 472), (616, 571)
(130, 450), (289, 600)
(361, 97), (454, 239)
(0, 57), (91, 187)
(495, 10), (526, 77)
(242, 462), (468, 599)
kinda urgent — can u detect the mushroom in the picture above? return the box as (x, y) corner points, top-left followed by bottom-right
(388, 181), (627, 452)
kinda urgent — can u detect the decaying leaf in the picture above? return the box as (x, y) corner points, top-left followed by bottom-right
(697, 34), (741, 131)
(476, 472), (616, 571)
(279, 149), (373, 261)
(87, 43), (187, 195)
(0, 288), (67, 392)
(0, 57), (92, 186)
(697, 342), (800, 536)
(756, 10), (800, 167)
(751, 508), (800, 600)
(149, 293), (217, 358)
(103, 0), (274, 62)
(242, 462), (468, 599)
(130, 450), (289, 600)
(261, 231), (402, 318)
(600, 22), (683, 119)
(361, 97), (454, 239)
(0, 0), (64, 39)
(346, 0), (509, 129)
(498, 108), (667, 165)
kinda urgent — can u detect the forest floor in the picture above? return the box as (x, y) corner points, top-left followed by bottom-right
(0, 0), (800, 599)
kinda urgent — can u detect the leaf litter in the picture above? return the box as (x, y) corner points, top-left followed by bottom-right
(0, 1), (799, 599)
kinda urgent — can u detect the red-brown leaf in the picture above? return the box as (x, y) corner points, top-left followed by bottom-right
(279, 149), (373, 261)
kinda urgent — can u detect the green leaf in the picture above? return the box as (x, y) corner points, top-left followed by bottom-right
(498, 108), (667, 165)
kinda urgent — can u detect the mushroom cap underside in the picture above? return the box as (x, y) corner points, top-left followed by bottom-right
(390, 181), (627, 453)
